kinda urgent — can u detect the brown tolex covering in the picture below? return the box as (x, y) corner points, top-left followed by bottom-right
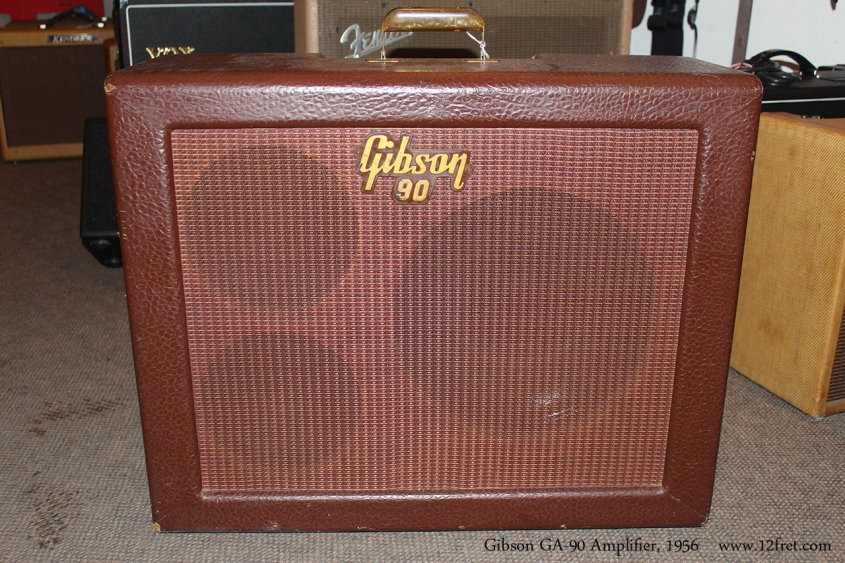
(106, 53), (761, 532)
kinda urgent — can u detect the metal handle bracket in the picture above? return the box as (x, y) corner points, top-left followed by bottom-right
(378, 7), (489, 61)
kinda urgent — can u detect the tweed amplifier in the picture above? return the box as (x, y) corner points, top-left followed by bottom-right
(0, 20), (113, 161)
(731, 113), (845, 418)
(295, 0), (633, 58)
(106, 10), (761, 530)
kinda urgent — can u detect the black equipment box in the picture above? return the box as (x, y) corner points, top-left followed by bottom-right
(761, 78), (845, 118)
(743, 50), (845, 118)
(81, 118), (121, 267)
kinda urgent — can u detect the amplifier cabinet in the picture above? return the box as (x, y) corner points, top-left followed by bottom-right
(118, 0), (295, 68)
(105, 54), (761, 532)
(731, 113), (845, 418)
(0, 21), (113, 161)
(295, 0), (633, 59)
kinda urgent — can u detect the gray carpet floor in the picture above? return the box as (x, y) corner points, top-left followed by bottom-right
(1, 157), (843, 562)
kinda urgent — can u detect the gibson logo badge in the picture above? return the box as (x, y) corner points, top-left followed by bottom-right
(340, 24), (412, 58)
(357, 134), (471, 204)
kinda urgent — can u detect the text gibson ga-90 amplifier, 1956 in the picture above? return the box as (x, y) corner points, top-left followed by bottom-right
(105, 8), (762, 532)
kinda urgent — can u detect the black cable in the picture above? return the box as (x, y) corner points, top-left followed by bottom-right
(687, 0), (700, 58)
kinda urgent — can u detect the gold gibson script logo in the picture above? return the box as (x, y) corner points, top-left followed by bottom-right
(357, 134), (471, 204)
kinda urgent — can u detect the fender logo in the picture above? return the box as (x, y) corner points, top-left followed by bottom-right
(340, 24), (412, 59)
(357, 134), (471, 204)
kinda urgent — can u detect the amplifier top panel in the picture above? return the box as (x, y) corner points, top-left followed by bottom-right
(107, 53), (760, 128)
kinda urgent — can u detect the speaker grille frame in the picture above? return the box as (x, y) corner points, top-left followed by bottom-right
(106, 53), (762, 531)
(172, 126), (697, 496)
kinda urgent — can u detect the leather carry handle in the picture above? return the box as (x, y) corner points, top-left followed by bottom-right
(741, 49), (817, 88)
(378, 7), (489, 61)
(382, 7), (485, 33)
(745, 49), (817, 78)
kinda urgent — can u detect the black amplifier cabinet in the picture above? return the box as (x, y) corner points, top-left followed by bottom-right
(761, 78), (845, 118)
(117, 0), (295, 68)
(83, 1), (296, 265)
(81, 117), (121, 267)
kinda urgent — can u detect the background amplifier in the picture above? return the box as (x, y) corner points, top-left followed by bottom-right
(118, 0), (295, 68)
(0, 20), (113, 161)
(731, 112), (845, 418)
(295, 0), (633, 59)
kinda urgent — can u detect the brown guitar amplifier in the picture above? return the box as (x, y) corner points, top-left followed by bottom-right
(731, 113), (845, 419)
(106, 8), (761, 531)
(0, 21), (114, 161)
(295, 0), (633, 58)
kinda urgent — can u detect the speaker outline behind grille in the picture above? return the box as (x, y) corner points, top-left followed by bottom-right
(175, 143), (358, 316)
(398, 191), (658, 442)
(196, 331), (362, 489)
